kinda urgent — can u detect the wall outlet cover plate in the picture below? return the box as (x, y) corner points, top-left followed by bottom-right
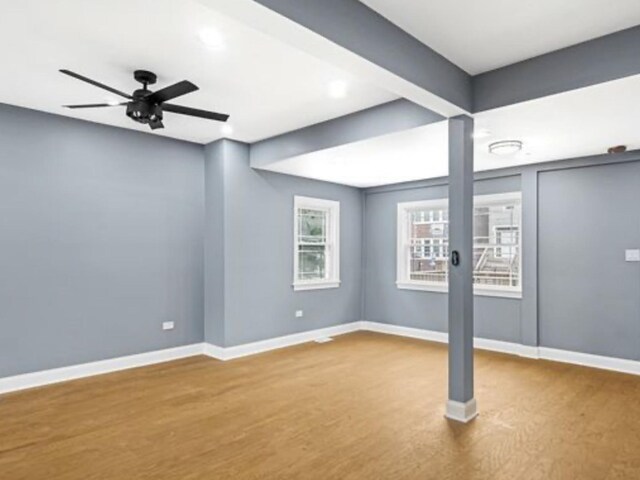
(625, 249), (640, 262)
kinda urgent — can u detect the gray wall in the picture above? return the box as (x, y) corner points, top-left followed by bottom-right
(0, 104), (205, 377)
(363, 176), (522, 343)
(538, 162), (640, 361)
(204, 140), (363, 347)
(363, 158), (640, 363)
(3, 101), (640, 378)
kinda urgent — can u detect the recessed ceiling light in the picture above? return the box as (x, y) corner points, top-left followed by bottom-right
(198, 28), (226, 50)
(473, 128), (492, 139)
(328, 80), (348, 99)
(106, 99), (120, 106)
(489, 140), (523, 156)
(221, 124), (233, 136)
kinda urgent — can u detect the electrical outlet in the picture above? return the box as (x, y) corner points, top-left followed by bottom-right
(625, 249), (640, 262)
(162, 321), (175, 331)
(295, 310), (304, 318)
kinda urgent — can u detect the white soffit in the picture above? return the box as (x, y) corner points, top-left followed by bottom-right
(265, 122), (449, 188)
(263, 75), (640, 187)
(0, 0), (396, 144)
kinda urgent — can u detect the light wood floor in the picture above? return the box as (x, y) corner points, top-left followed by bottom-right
(1, 332), (640, 479)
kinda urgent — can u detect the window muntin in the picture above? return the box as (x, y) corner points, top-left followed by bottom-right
(398, 193), (522, 296)
(294, 197), (340, 291)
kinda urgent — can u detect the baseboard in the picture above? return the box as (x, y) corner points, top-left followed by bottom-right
(361, 321), (448, 344)
(360, 321), (536, 358)
(360, 321), (639, 376)
(204, 322), (362, 361)
(0, 343), (205, 395)
(538, 347), (640, 376)
(3, 321), (638, 396)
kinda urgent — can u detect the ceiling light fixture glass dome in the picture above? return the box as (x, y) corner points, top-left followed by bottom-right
(489, 140), (523, 156)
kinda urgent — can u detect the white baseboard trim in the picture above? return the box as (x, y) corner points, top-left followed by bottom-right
(204, 322), (362, 361)
(361, 321), (639, 376)
(361, 321), (448, 344)
(538, 347), (640, 376)
(0, 343), (205, 395)
(360, 321), (537, 358)
(3, 322), (638, 396)
(445, 399), (478, 423)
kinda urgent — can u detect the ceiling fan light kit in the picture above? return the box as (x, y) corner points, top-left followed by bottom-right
(59, 69), (230, 131)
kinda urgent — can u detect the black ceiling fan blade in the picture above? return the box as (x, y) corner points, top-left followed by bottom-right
(59, 69), (132, 99)
(163, 103), (229, 122)
(63, 102), (128, 109)
(148, 80), (198, 104)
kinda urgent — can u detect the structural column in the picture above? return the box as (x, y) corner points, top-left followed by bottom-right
(446, 115), (477, 423)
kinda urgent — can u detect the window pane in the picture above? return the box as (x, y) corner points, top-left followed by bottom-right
(473, 203), (521, 288)
(298, 245), (326, 280)
(298, 208), (327, 244)
(403, 198), (521, 289)
(409, 208), (449, 284)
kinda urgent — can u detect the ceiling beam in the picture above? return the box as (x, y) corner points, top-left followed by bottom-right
(473, 25), (640, 112)
(196, 0), (471, 117)
(250, 99), (443, 168)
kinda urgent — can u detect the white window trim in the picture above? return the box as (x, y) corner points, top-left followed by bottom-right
(396, 192), (522, 299)
(293, 196), (341, 292)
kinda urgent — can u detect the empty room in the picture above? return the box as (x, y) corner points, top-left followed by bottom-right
(2, 1), (640, 478)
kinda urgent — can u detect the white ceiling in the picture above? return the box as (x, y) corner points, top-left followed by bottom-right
(264, 75), (640, 187)
(360, 0), (640, 74)
(0, 0), (396, 144)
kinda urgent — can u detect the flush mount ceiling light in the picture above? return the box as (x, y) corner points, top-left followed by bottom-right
(328, 80), (348, 99)
(488, 140), (523, 156)
(198, 28), (226, 51)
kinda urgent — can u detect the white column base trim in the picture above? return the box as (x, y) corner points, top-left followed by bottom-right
(204, 322), (362, 361)
(0, 343), (205, 395)
(445, 399), (478, 423)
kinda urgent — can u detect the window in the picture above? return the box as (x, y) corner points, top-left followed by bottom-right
(293, 196), (340, 291)
(397, 192), (522, 298)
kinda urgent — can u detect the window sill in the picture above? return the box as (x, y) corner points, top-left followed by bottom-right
(293, 281), (341, 292)
(396, 281), (522, 299)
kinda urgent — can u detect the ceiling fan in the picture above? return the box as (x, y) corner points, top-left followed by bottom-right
(59, 69), (230, 130)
